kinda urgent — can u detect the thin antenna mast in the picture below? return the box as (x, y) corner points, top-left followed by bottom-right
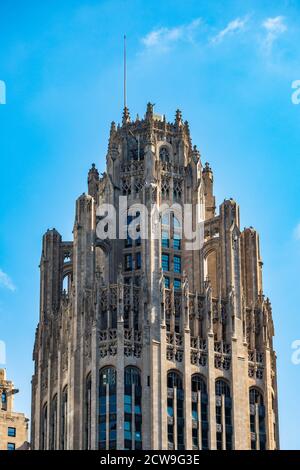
(124, 34), (127, 109)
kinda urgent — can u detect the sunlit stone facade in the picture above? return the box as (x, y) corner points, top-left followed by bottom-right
(31, 104), (279, 450)
(0, 369), (29, 450)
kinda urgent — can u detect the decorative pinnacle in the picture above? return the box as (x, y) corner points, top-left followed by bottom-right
(110, 121), (116, 135)
(145, 102), (154, 121)
(175, 109), (182, 126)
(203, 161), (212, 172)
(122, 106), (131, 125)
(88, 163), (99, 184)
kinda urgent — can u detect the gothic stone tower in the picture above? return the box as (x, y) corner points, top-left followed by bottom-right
(31, 104), (279, 450)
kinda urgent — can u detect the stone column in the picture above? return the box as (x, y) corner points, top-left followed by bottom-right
(160, 324), (167, 450)
(91, 323), (98, 449)
(116, 280), (125, 449)
(207, 332), (216, 449)
(264, 347), (275, 450)
(56, 349), (61, 450)
(183, 324), (192, 449)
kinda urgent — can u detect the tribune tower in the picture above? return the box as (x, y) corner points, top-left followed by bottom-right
(31, 104), (279, 450)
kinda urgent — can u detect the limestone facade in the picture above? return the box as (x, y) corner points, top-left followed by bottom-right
(31, 104), (279, 450)
(0, 369), (29, 450)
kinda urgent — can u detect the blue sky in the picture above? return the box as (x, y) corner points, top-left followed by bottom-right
(0, 0), (300, 449)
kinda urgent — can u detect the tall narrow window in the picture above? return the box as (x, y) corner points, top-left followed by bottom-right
(41, 403), (48, 450)
(1, 391), (7, 411)
(50, 395), (57, 450)
(173, 233), (181, 250)
(85, 374), (92, 450)
(161, 212), (171, 248)
(174, 256), (181, 273)
(162, 230), (170, 248)
(191, 375), (209, 450)
(61, 387), (68, 450)
(136, 252), (141, 270)
(162, 254), (170, 271)
(99, 367), (117, 450)
(215, 379), (232, 450)
(124, 367), (142, 450)
(167, 371), (185, 450)
(125, 254), (133, 271)
(249, 388), (266, 450)
(204, 251), (217, 297)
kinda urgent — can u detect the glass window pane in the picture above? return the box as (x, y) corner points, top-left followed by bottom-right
(8, 427), (16, 437)
(162, 254), (169, 271)
(124, 404), (131, 413)
(174, 256), (181, 273)
(162, 231), (170, 248)
(136, 252), (141, 270)
(173, 234), (181, 250)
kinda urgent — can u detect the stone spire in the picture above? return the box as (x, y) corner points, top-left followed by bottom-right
(192, 144), (200, 163)
(145, 102), (154, 121)
(110, 121), (116, 136)
(88, 163), (99, 199)
(202, 161), (215, 219)
(122, 106), (131, 125)
(175, 108), (183, 127)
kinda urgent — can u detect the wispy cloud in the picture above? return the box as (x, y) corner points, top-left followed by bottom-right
(293, 223), (300, 241)
(262, 16), (287, 53)
(0, 269), (16, 292)
(141, 18), (202, 52)
(211, 16), (249, 44)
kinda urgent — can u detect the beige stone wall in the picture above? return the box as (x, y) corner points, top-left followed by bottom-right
(0, 411), (29, 450)
(0, 369), (29, 450)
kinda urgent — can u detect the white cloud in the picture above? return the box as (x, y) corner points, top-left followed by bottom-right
(262, 16), (287, 52)
(293, 223), (300, 241)
(0, 269), (16, 292)
(141, 18), (202, 52)
(211, 17), (248, 44)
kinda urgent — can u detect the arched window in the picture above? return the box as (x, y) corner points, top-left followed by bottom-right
(62, 274), (71, 295)
(41, 403), (48, 450)
(191, 375), (209, 450)
(204, 251), (217, 297)
(50, 395), (57, 450)
(95, 245), (109, 286)
(1, 391), (7, 411)
(99, 367), (117, 450)
(167, 371), (185, 450)
(249, 388), (266, 450)
(159, 147), (170, 163)
(215, 379), (232, 450)
(124, 367), (142, 450)
(85, 374), (92, 450)
(61, 386), (68, 450)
